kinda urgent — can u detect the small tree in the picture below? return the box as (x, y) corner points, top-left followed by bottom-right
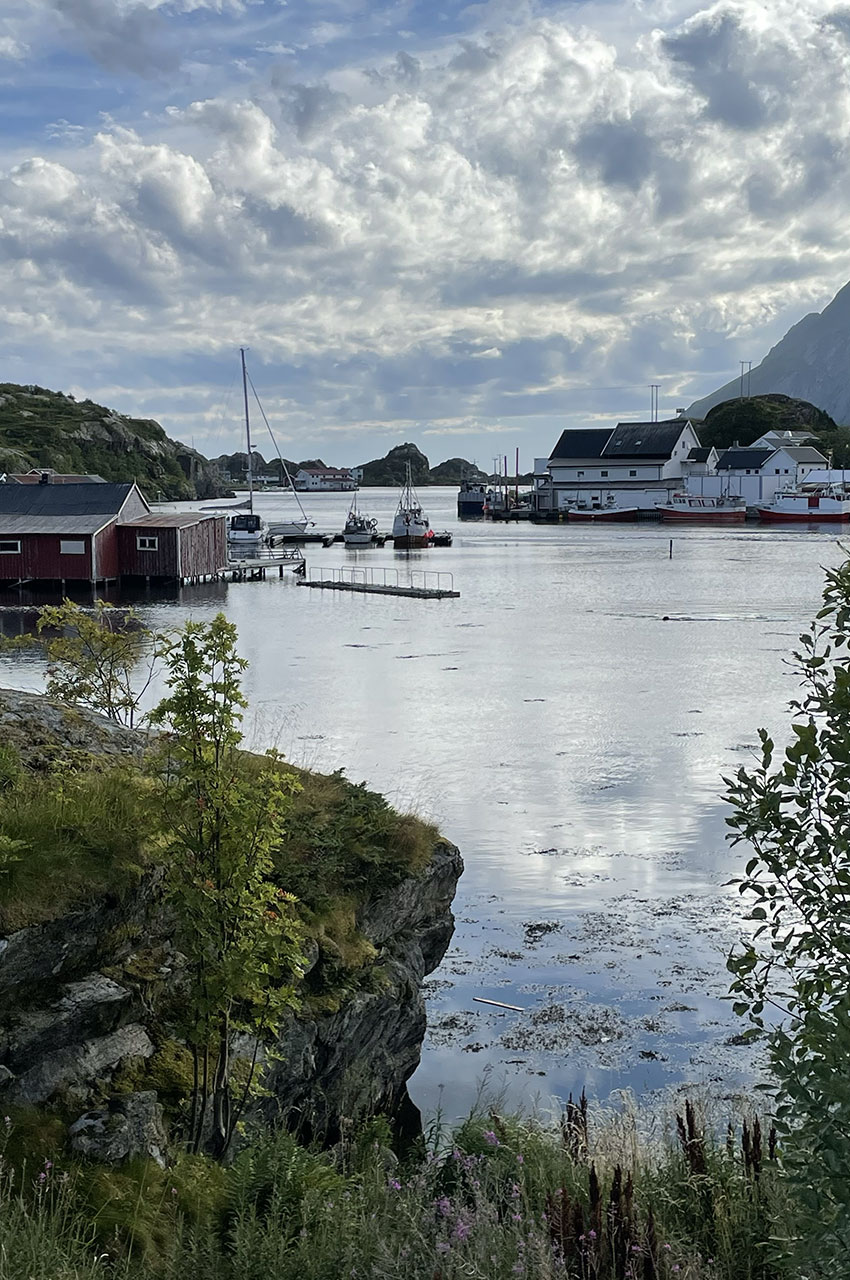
(727, 559), (850, 1273)
(34, 598), (158, 728)
(149, 613), (304, 1158)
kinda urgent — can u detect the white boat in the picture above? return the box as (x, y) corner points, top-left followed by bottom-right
(392, 464), (431, 548)
(656, 492), (747, 523)
(757, 483), (850, 523)
(343, 498), (377, 546)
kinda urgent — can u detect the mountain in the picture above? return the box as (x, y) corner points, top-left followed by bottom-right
(357, 442), (487, 486)
(213, 452), (328, 482)
(688, 282), (850, 423)
(0, 384), (225, 500)
(695, 394), (836, 451)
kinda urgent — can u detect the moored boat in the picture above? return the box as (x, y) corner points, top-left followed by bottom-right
(757, 484), (850, 523)
(457, 477), (487, 518)
(343, 498), (377, 546)
(567, 505), (639, 522)
(656, 493), (746, 523)
(392, 464), (431, 547)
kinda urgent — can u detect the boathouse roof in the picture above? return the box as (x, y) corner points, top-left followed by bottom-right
(686, 447), (712, 462)
(548, 429), (611, 461)
(0, 482), (139, 517)
(604, 421), (689, 458)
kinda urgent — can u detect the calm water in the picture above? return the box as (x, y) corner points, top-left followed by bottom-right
(0, 488), (843, 1120)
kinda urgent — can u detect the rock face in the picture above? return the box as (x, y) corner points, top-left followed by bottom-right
(688, 280), (850, 423)
(0, 689), (462, 1154)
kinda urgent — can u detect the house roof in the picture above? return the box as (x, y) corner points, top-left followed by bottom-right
(686, 447), (712, 462)
(123, 513), (221, 529)
(716, 448), (775, 471)
(7, 472), (107, 484)
(0, 482), (137, 516)
(603, 421), (689, 458)
(548, 429), (611, 461)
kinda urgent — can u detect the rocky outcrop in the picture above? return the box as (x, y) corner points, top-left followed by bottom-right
(0, 689), (462, 1155)
(70, 1092), (168, 1167)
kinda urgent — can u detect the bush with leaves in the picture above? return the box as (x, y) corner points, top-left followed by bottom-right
(727, 557), (850, 1274)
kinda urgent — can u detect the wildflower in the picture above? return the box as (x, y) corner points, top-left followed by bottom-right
(511, 1212), (522, 1222)
(38, 1171), (46, 1182)
(662, 1244), (671, 1251)
(588, 1229), (597, 1240)
(510, 1181), (521, 1198)
(516, 1153), (524, 1164)
(513, 1265), (525, 1275)
(453, 1221), (471, 1242)
(387, 1177), (402, 1191)
(436, 1242), (451, 1255)
(43, 1159), (53, 1170)
(434, 1196), (452, 1216)
(171, 1187), (178, 1196)
(3, 1116), (10, 1128)
(673, 1268), (680, 1274)
(483, 1129), (500, 1146)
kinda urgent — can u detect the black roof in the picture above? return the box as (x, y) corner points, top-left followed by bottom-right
(716, 449), (774, 471)
(0, 482), (136, 515)
(686, 447), (712, 462)
(548, 429), (611, 461)
(603, 421), (688, 458)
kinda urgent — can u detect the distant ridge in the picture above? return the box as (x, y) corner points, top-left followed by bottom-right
(688, 281), (850, 424)
(357, 442), (487, 486)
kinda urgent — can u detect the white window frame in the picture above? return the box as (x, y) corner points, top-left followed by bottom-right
(0, 539), (21, 554)
(60, 539), (86, 555)
(136, 535), (159, 552)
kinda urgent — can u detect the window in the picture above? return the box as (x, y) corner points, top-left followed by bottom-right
(785, 469), (789, 474)
(774, 468), (780, 474)
(60, 539), (85, 555)
(577, 470), (585, 478)
(629, 470), (637, 477)
(136, 535), (159, 551)
(0, 539), (21, 554)
(600, 470), (608, 477)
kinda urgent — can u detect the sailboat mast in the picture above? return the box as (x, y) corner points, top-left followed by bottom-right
(240, 347), (254, 514)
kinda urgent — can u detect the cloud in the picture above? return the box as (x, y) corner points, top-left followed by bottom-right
(3, 1), (850, 462)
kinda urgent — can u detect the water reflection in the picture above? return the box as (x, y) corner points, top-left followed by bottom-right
(0, 490), (843, 1117)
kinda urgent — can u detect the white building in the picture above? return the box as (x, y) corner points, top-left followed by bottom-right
(294, 467), (359, 491)
(535, 419), (703, 513)
(683, 445), (828, 505)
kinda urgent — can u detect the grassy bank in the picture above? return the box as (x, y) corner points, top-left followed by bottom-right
(0, 1100), (791, 1280)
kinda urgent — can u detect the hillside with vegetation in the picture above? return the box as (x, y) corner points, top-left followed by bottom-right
(695, 393), (837, 453)
(0, 383), (225, 500)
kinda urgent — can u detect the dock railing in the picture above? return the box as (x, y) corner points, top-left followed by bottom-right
(306, 566), (454, 593)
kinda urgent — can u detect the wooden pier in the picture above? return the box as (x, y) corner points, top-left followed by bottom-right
(226, 548), (306, 581)
(298, 566), (459, 599)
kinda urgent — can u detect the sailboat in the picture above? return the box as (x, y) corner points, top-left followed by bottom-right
(207, 350), (312, 547)
(392, 463), (431, 548)
(343, 495), (377, 546)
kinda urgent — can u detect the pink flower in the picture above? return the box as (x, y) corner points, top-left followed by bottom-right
(387, 1177), (401, 1191)
(483, 1129), (500, 1146)
(453, 1221), (471, 1242)
(435, 1197), (452, 1217)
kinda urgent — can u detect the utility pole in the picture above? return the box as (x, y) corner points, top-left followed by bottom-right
(649, 384), (659, 422)
(746, 361), (752, 398)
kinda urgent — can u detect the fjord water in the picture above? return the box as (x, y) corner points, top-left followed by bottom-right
(1, 488), (843, 1119)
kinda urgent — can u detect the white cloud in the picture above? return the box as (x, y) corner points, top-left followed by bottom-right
(3, 0), (850, 458)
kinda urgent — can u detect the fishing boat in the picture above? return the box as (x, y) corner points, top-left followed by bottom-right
(457, 476), (488, 518)
(392, 464), (431, 548)
(757, 483), (850, 523)
(656, 492), (746, 523)
(567, 502), (639, 522)
(343, 497), (378, 546)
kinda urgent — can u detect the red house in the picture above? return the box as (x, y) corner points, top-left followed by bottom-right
(0, 482), (149, 586)
(117, 513), (227, 582)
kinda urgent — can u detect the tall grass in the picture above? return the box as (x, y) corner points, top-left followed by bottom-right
(0, 1100), (796, 1280)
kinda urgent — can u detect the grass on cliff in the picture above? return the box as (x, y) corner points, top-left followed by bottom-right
(0, 744), (438, 936)
(0, 1100), (799, 1280)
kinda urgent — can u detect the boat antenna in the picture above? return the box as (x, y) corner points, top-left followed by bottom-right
(240, 347), (254, 515)
(245, 370), (312, 525)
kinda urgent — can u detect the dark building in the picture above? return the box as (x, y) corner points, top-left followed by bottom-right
(0, 483), (149, 585)
(117, 513), (227, 582)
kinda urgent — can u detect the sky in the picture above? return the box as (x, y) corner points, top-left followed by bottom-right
(2, 0), (850, 467)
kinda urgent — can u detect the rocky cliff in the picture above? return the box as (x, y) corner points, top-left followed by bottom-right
(0, 689), (462, 1154)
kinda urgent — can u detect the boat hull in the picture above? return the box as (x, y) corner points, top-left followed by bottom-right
(393, 535), (429, 548)
(657, 506), (746, 523)
(757, 507), (850, 523)
(343, 533), (373, 546)
(568, 507), (639, 522)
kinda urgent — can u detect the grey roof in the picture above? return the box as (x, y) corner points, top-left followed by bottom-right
(0, 515), (108, 535)
(603, 421), (688, 458)
(0, 482), (135, 516)
(548, 429), (612, 461)
(716, 449), (775, 471)
(779, 446), (828, 463)
(124, 513), (221, 529)
(686, 447), (712, 462)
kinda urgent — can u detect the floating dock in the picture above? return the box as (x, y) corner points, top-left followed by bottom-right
(226, 548), (306, 580)
(298, 566), (459, 599)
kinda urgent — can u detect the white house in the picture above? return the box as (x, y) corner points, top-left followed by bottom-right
(535, 419), (703, 512)
(294, 467), (359, 491)
(682, 444), (828, 505)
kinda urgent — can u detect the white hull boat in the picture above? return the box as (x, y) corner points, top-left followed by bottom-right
(343, 501), (377, 546)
